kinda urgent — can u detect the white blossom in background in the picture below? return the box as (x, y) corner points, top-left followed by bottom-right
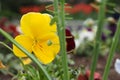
(115, 58), (120, 74)
(75, 28), (96, 49)
(75, 18), (97, 49)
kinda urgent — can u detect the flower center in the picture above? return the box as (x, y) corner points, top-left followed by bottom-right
(33, 39), (39, 46)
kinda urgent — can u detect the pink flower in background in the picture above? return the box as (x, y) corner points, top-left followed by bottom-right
(86, 70), (101, 80)
(78, 70), (101, 80)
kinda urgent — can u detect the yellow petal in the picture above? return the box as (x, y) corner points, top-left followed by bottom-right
(38, 33), (60, 54)
(0, 61), (6, 69)
(20, 12), (57, 38)
(32, 33), (60, 64)
(32, 44), (55, 64)
(13, 35), (33, 57)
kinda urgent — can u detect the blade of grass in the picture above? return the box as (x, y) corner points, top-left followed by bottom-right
(102, 18), (120, 80)
(89, 0), (108, 80)
(0, 28), (51, 80)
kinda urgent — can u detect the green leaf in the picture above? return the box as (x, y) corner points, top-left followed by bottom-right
(50, 16), (57, 25)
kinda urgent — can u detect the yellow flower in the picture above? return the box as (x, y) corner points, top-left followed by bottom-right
(13, 12), (60, 64)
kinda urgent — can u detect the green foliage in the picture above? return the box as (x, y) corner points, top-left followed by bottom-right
(76, 38), (112, 56)
(76, 40), (94, 56)
(13, 65), (44, 80)
(46, 55), (77, 80)
(0, 0), (120, 80)
(10, 55), (78, 80)
(72, 12), (98, 20)
(0, 10), (21, 19)
(0, 53), (21, 76)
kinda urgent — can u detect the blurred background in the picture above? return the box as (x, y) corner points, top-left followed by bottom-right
(0, 0), (119, 19)
(0, 0), (120, 80)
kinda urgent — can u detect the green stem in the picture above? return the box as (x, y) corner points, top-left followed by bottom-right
(54, 0), (69, 80)
(89, 0), (108, 80)
(60, 0), (69, 80)
(102, 18), (120, 80)
(0, 41), (13, 52)
(0, 29), (51, 80)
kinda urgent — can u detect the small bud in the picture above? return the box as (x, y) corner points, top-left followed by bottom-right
(47, 40), (53, 46)
(50, 16), (57, 25)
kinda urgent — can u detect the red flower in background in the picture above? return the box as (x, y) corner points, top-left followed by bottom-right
(66, 3), (93, 14)
(20, 5), (45, 14)
(46, 3), (94, 14)
(0, 17), (19, 37)
(78, 74), (88, 80)
(65, 28), (75, 53)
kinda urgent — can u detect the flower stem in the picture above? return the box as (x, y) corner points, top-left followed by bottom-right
(54, 0), (69, 80)
(60, 0), (69, 80)
(89, 0), (107, 80)
(102, 18), (120, 80)
(0, 29), (51, 80)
